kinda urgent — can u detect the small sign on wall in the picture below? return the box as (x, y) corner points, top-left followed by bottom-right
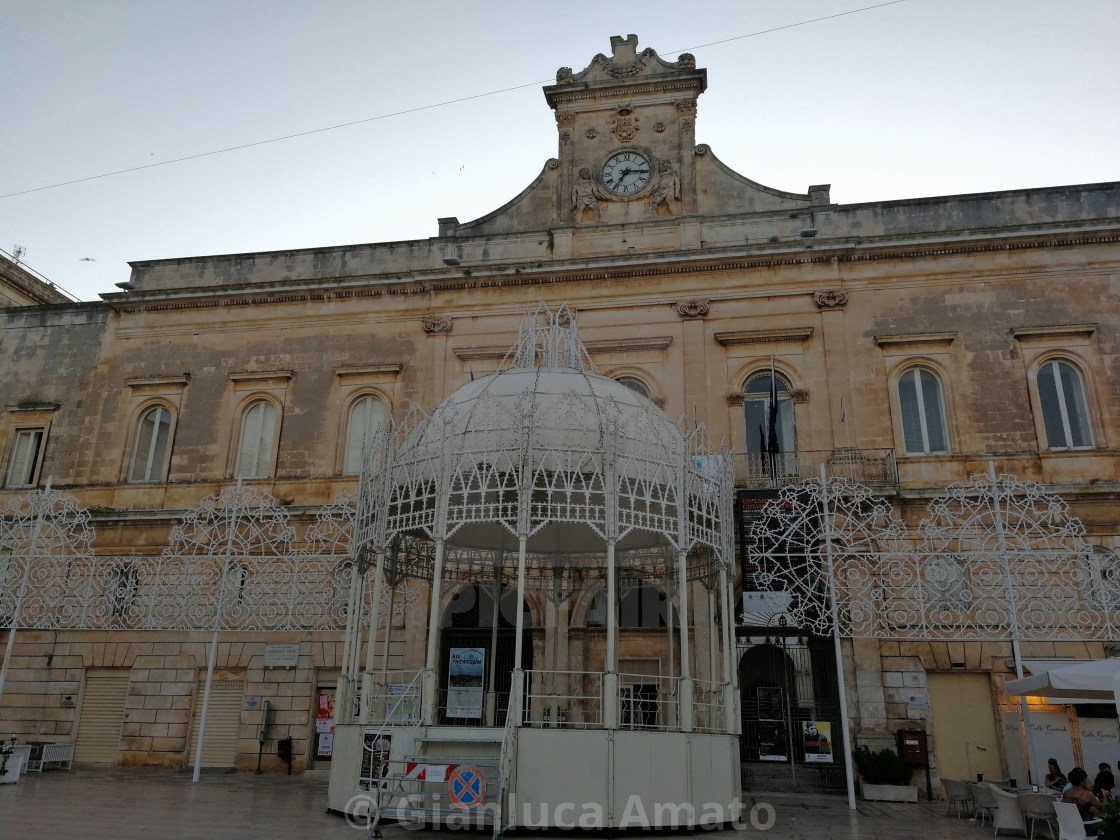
(265, 643), (299, 668)
(244, 695), (261, 710)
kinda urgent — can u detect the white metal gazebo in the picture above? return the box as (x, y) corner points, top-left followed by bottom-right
(327, 304), (741, 831)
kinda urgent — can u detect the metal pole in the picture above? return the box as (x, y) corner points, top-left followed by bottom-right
(990, 460), (1038, 785)
(192, 629), (220, 782)
(421, 539), (446, 724)
(819, 464), (857, 810)
(193, 479), (241, 783)
(486, 557), (502, 726)
(606, 540), (617, 673)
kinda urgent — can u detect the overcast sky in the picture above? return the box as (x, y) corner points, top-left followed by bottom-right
(2, 0), (1117, 302)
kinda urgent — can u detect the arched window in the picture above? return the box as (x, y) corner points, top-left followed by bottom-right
(129, 405), (172, 482)
(1037, 360), (1093, 449)
(235, 400), (278, 479)
(585, 580), (678, 628)
(343, 394), (386, 476)
(897, 367), (949, 454)
(744, 374), (796, 454)
(615, 376), (651, 399)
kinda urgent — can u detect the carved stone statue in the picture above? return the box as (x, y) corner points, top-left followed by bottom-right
(572, 168), (600, 222)
(650, 160), (680, 216)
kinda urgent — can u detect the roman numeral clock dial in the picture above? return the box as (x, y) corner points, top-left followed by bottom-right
(601, 150), (651, 197)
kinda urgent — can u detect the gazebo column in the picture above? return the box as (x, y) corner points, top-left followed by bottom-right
(360, 549), (386, 721)
(422, 539), (446, 725)
(509, 536), (529, 727)
(720, 563), (739, 734)
(485, 559), (502, 727)
(603, 538), (619, 729)
(677, 548), (693, 733)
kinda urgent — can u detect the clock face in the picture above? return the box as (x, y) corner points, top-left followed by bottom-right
(601, 150), (652, 196)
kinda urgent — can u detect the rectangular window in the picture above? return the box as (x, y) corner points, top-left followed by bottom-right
(5, 428), (45, 488)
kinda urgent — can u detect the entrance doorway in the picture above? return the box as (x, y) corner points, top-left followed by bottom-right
(928, 673), (1004, 782)
(440, 583), (532, 725)
(739, 634), (846, 793)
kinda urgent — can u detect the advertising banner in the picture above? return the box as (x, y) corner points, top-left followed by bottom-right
(802, 721), (834, 763)
(759, 721), (788, 762)
(447, 647), (485, 718)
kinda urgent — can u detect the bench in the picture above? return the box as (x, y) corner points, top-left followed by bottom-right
(38, 743), (75, 771)
(21, 742), (75, 772)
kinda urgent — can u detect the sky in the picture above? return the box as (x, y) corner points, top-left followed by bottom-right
(2, 0), (1118, 302)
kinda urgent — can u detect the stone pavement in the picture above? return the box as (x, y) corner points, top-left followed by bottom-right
(0, 767), (989, 839)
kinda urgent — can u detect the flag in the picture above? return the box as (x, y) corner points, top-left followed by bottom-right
(759, 425), (768, 475)
(767, 360), (780, 456)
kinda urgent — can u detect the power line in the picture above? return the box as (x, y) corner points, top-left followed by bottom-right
(1, 1), (907, 200)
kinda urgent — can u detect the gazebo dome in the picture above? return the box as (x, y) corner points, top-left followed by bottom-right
(366, 304), (729, 561)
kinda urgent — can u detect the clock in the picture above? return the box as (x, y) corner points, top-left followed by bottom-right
(600, 150), (652, 196)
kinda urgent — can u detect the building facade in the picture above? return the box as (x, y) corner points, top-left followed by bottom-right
(1, 36), (1118, 790)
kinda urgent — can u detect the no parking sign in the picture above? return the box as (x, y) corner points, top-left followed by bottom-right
(447, 765), (486, 808)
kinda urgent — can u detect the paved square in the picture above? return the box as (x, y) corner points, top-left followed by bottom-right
(0, 767), (987, 839)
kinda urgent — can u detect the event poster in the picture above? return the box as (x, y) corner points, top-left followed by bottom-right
(802, 721), (834, 763)
(447, 647), (485, 718)
(758, 721), (788, 762)
(388, 682), (418, 723)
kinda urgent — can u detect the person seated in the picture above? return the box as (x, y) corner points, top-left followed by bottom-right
(1063, 767), (1104, 836)
(1093, 762), (1115, 800)
(1046, 758), (1069, 792)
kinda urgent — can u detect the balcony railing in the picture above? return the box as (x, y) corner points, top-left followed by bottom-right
(732, 449), (897, 489)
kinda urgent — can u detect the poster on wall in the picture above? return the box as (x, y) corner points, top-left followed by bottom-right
(317, 732), (334, 758)
(759, 721), (788, 762)
(316, 692), (335, 733)
(359, 731), (392, 791)
(802, 721), (834, 763)
(757, 686), (784, 721)
(388, 682), (419, 723)
(447, 648), (485, 718)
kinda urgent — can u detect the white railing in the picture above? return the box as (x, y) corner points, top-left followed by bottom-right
(732, 449), (897, 488)
(523, 670), (603, 728)
(364, 670), (423, 725)
(617, 673), (679, 732)
(691, 679), (727, 734)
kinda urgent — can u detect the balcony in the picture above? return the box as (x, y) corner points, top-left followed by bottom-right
(731, 449), (898, 490)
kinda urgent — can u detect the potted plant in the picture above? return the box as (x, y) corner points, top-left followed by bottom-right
(0, 737), (22, 784)
(852, 745), (917, 802)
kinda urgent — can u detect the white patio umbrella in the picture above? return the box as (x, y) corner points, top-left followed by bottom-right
(1005, 658), (1120, 713)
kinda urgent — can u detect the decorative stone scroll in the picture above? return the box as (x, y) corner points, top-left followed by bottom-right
(422, 315), (453, 335)
(814, 290), (849, 309)
(675, 299), (710, 319)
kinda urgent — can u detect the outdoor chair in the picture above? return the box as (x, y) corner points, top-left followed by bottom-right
(970, 781), (998, 828)
(989, 783), (1027, 835)
(943, 778), (974, 817)
(1017, 791), (1057, 840)
(1054, 801), (1101, 840)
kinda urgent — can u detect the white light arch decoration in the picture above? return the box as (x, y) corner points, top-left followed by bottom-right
(0, 482), (96, 698)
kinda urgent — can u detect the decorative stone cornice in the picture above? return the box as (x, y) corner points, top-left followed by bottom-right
(674, 299), (709, 318)
(453, 335), (672, 362)
(714, 327), (814, 347)
(1011, 324), (1097, 344)
(101, 231), (1120, 316)
(422, 314), (453, 334)
(814, 290), (848, 309)
(874, 332), (957, 354)
(6, 401), (60, 413)
(125, 375), (190, 390)
(228, 370), (293, 388)
(334, 364), (403, 381)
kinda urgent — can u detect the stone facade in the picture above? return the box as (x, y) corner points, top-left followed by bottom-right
(1, 36), (1118, 785)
